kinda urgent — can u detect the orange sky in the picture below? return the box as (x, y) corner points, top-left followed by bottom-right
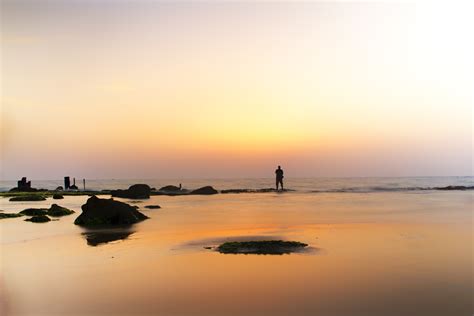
(1, 1), (472, 179)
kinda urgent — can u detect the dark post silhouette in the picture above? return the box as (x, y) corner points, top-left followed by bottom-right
(64, 176), (71, 190)
(275, 165), (284, 191)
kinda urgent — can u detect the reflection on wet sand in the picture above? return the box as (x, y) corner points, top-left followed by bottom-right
(82, 227), (135, 246)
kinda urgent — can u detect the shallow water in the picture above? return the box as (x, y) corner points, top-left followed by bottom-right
(1, 190), (472, 315)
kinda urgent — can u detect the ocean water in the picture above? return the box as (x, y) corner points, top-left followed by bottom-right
(1, 177), (472, 315)
(1, 176), (473, 192)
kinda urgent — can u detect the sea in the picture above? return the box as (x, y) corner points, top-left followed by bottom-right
(1, 176), (472, 315)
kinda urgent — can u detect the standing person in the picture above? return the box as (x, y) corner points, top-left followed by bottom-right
(275, 165), (284, 191)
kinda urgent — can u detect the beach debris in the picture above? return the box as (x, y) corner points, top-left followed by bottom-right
(53, 194), (64, 199)
(190, 186), (218, 195)
(74, 196), (148, 226)
(144, 205), (161, 209)
(216, 240), (308, 255)
(111, 184), (151, 199)
(9, 195), (46, 201)
(25, 215), (51, 223)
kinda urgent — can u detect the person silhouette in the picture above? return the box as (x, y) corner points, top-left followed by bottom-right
(275, 165), (284, 191)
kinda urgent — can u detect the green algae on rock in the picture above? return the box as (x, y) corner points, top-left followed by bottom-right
(0, 212), (24, 219)
(25, 215), (51, 223)
(47, 204), (75, 217)
(216, 240), (308, 255)
(9, 195), (47, 201)
(20, 208), (48, 216)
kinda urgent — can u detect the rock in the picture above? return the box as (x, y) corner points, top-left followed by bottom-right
(144, 205), (161, 209)
(111, 184), (151, 199)
(55, 186), (64, 191)
(216, 240), (308, 255)
(0, 213), (24, 219)
(159, 185), (181, 192)
(74, 196), (148, 226)
(435, 185), (474, 191)
(47, 204), (75, 217)
(53, 194), (64, 199)
(9, 195), (46, 201)
(190, 186), (218, 195)
(221, 189), (252, 194)
(20, 208), (48, 216)
(25, 215), (51, 223)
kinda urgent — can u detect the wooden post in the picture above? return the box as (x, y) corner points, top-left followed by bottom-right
(83, 179), (86, 191)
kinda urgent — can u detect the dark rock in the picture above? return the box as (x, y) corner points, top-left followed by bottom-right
(435, 185), (474, 191)
(9, 195), (46, 201)
(0, 213), (24, 219)
(55, 186), (64, 191)
(216, 240), (308, 255)
(20, 208), (48, 216)
(159, 185), (181, 192)
(25, 215), (51, 223)
(111, 184), (151, 199)
(190, 186), (218, 195)
(47, 204), (75, 217)
(69, 185), (79, 190)
(53, 194), (64, 199)
(74, 196), (148, 226)
(221, 189), (252, 194)
(144, 205), (161, 209)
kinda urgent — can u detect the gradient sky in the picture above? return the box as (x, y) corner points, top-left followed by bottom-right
(1, 1), (473, 179)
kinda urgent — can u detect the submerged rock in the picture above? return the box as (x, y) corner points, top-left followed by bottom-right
(216, 240), (308, 255)
(25, 215), (51, 223)
(74, 196), (148, 226)
(53, 194), (64, 199)
(0, 212), (24, 219)
(144, 205), (161, 209)
(20, 208), (48, 216)
(48, 204), (75, 217)
(9, 195), (46, 201)
(190, 186), (218, 195)
(111, 184), (151, 199)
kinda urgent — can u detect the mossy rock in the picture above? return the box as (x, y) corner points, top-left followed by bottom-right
(9, 195), (47, 201)
(0, 213), (24, 219)
(52, 194), (64, 199)
(25, 215), (51, 223)
(20, 208), (48, 216)
(47, 204), (75, 217)
(216, 240), (308, 255)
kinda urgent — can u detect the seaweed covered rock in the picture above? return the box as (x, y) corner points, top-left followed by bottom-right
(0, 212), (24, 219)
(190, 186), (218, 195)
(9, 195), (46, 201)
(53, 194), (64, 199)
(111, 184), (151, 199)
(20, 208), (48, 216)
(74, 196), (148, 226)
(25, 215), (51, 223)
(216, 240), (308, 255)
(48, 204), (75, 217)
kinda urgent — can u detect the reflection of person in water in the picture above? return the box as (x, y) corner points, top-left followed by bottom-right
(275, 165), (284, 191)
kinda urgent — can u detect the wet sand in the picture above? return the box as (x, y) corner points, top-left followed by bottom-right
(1, 191), (472, 315)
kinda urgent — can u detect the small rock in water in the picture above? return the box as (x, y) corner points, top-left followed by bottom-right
(190, 186), (218, 195)
(25, 215), (51, 223)
(53, 194), (64, 199)
(9, 195), (46, 202)
(216, 240), (308, 255)
(144, 205), (161, 209)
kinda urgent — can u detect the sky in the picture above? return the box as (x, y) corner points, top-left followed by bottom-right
(1, 1), (473, 179)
